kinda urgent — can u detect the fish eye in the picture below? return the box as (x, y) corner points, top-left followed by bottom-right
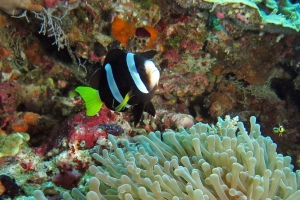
(137, 66), (146, 73)
(279, 126), (284, 132)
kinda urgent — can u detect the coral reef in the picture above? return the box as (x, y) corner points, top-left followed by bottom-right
(65, 107), (130, 149)
(0, 132), (29, 158)
(0, 81), (21, 113)
(0, 0), (300, 199)
(155, 109), (195, 130)
(111, 18), (136, 47)
(0, 175), (21, 198)
(52, 168), (81, 190)
(0, 0), (43, 15)
(175, 0), (300, 33)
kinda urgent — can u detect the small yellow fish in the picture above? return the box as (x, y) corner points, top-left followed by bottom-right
(273, 124), (285, 137)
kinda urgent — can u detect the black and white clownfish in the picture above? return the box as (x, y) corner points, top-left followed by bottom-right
(75, 49), (160, 125)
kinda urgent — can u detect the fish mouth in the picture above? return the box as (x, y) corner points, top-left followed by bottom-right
(148, 68), (160, 90)
(151, 69), (160, 81)
(151, 69), (159, 75)
(151, 69), (160, 80)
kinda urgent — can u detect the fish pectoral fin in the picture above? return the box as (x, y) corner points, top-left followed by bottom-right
(144, 102), (156, 116)
(138, 50), (158, 59)
(115, 92), (131, 112)
(75, 86), (103, 116)
(132, 103), (145, 126)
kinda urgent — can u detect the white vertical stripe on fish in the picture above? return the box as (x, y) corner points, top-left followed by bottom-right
(105, 63), (131, 108)
(126, 53), (149, 93)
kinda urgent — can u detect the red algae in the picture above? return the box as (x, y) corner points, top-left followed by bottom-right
(64, 106), (128, 148)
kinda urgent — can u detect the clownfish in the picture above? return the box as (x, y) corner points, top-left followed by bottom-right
(75, 49), (160, 125)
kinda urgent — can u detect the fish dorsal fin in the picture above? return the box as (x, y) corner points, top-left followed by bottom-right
(104, 49), (126, 65)
(89, 49), (126, 89)
(89, 68), (101, 89)
(138, 50), (157, 59)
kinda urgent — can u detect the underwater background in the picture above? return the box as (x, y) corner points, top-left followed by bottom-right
(0, 0), (300, 199)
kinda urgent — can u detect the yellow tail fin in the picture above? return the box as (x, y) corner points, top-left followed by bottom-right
(75, 86), (103, 116)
